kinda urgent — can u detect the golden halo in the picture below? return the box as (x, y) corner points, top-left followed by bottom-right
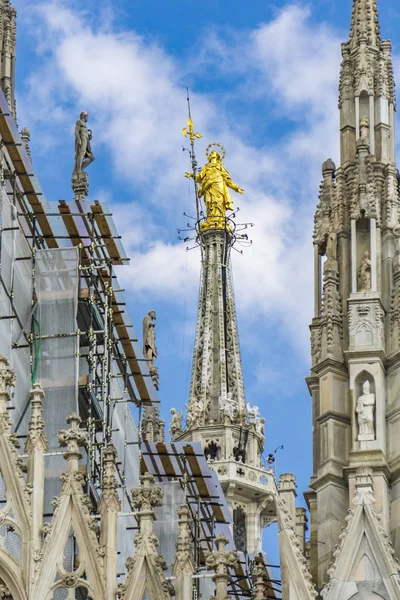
(206, 142), (226, 160)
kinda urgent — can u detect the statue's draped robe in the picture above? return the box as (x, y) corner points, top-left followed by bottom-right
(196, 162), (235, 224)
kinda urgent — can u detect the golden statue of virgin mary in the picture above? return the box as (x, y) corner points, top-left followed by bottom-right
(186, 144), (244, 231)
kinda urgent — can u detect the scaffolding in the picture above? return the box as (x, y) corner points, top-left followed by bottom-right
(141, 441), (281, 599)
(0, 86), (160, 582)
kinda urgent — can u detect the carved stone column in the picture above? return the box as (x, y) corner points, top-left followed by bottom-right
(25, 383), (47, 583)
(99, 443), (120, 600)
(172, 505), (195, 600)
(0, 355), (15, 423)
(205, 533), (239, 600)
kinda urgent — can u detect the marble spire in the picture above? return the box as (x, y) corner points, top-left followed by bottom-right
(349, 0), (381, 48)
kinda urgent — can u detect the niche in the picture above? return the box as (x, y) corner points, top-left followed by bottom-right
(354, 371), (376, 442)
(204, 441), (221, 462)
(356, 217), (371, 291)
(233, 507), (247, 553)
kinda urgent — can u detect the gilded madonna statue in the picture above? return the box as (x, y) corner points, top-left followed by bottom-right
(186, 144), (244, 231)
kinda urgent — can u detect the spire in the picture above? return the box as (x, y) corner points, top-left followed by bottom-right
(0, 0), (17, 120)
(186, 228), (246, 427)
(349, 0), (381, 49)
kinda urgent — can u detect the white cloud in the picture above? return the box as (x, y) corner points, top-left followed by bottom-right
(17, 1), (345, 357)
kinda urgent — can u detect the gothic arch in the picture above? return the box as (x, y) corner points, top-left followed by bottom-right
(0, 548), (27, 600)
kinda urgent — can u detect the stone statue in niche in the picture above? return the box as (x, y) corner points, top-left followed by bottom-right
(360, 115), (370, 141)
(356, 380), (376, 441)
(326, 231), (337, 261)
(169, 408), (183, 439)
(358, 250), (372, 290)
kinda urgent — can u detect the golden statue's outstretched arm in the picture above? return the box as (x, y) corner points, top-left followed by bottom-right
(185, 172), (202, 183)
(226, 177), (244, 195)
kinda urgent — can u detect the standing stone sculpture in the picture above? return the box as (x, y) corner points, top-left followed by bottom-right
(326, 231), (337, 261)
(169, 408), (183, 440)
(358, 250), (372, 291)
(72, 112), (95, 199)
(356, 380), (375, 441)
(185, 144), (244, 231)
(142, 310), (159, 390)
(220, 392), (236, 421)
(247, 403), (260, 423)
(359, 115), (370, 141)
(73, 112), (95, 177)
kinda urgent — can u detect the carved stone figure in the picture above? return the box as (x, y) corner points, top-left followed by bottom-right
(185, 146), (244, 231)
(326, 231), (337, 261)
(255, 417), (265, 438)
(186, 401), (203, 428)
(360, 115), (370, 141)
(143, 310), (157, 366)
(73, 112), (95, 178)
(358, 250), (372, 290)
(169, 408), (183, 439)
(356, 380), (376, 441)
(247, 403), (260, 423)
(220, 392), (236, 421)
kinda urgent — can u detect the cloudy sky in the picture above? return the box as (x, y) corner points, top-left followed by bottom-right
(12, 0), (400, 552)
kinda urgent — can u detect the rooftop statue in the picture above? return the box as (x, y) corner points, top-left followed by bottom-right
(73, 111), (95, 180)
(186, 144), (244, 231)
(143, 310), (159, 390)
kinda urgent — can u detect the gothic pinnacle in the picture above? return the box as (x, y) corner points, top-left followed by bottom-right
(349, 0), (381, 48)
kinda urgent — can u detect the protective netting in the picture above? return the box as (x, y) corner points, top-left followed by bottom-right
(111, 365), (140, 583)
(153, 481), (183, 576)
(36, 248), (79, 449)
(36, 248), (79, 516)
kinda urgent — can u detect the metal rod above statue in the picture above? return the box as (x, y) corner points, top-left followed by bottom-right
(72, 111), (96, 200)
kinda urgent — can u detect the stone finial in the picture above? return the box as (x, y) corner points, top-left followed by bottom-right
(353, 467), (375, 506)
(141, 406), (165, 442)
(252, 563), (271, 600)
(349, 0), (381, 48)
(322, 158), (336, 176)
(58, 413), (88, 468)
(131, 472), (163, 512)
(205, 534), (239, 600)
(279, 473), (296, 492)
(176, 505), (192, 552)
(20, 127), (32, 161)
(26, 382), (47, 451)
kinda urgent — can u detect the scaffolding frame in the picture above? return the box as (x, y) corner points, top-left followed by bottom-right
(0, 92), (160, 550)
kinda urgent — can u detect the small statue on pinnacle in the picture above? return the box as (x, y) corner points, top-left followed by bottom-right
(143, 310), (159, 390)
(72, 111), (95, 199)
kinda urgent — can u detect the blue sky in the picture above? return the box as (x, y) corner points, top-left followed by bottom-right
(11, 0), (400, 553)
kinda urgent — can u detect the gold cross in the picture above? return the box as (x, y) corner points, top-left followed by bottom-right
(182, 117), (202, 143)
